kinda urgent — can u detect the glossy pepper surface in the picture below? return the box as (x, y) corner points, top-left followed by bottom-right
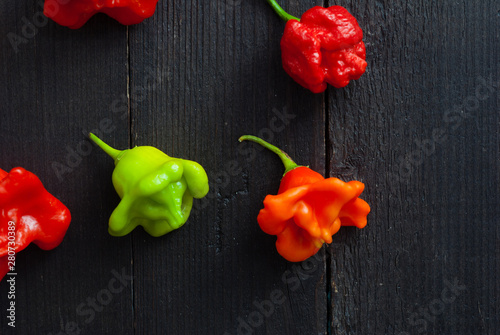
(44, 0), (160, 29)
(0, 167), (71, 281)
(239, 135), (370, 262)
(90, 133), (209, 237)
(266, 0), (367, 93)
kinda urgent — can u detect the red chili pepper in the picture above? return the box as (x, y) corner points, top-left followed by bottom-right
(44, 0), (160, 29)
(266, 1), (367, 93)
(0, 168), (71, 281)
(239, 136), (370, 262)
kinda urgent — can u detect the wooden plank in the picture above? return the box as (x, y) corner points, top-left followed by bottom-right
(0, 4), (131, 334)
(128, 0), (327, 333)
(0, 0), (498, 334)
(328, 0), (499, 334)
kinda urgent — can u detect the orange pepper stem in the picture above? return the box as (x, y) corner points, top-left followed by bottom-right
(238, 135), (300, 174)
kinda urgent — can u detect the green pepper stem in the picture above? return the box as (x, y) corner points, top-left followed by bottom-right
(239, 135), (299, 173)
(265, 0), (300, 22)
(89, 133), (124, 162)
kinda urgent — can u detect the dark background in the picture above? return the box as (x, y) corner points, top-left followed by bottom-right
(0, 0), (498, 334)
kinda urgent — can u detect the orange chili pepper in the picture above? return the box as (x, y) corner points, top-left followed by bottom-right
(239, 135), (370, 262)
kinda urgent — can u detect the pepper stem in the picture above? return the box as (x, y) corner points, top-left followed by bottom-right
(265, 0), (300, 22)
(89, 133), (124, 162)
(239, 135), (299, 174)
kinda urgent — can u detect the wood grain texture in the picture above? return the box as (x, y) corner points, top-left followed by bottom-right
(0, 0), (498, 334)
(0, 1), (132, 334)
(327, 1), (500, 334)
(128, 0), (326, 333)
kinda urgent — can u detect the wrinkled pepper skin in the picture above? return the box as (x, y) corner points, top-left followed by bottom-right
(259, 166), (370, 262)
(280, 6), (367, 93)
(0, 167), (71, 281)
(239, 135), (370, 262)
(89, 133), (209, 237)
(44, 0), (160, 29)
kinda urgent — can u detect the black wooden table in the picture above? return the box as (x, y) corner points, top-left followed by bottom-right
(0, 1), (498, 334)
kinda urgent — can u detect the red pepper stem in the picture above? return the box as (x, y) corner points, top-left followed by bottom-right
(89, 133), (124, 163)
(239, 135), (299, 174)
(265, 0), (300, 22)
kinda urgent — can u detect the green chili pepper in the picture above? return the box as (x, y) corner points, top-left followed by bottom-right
(89, 133), (209, 237)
